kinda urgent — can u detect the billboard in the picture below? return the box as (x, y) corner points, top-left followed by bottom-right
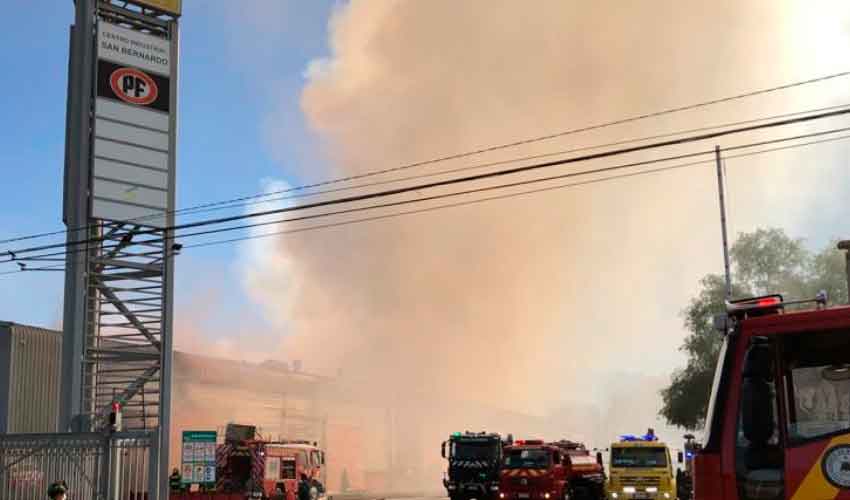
(181, 431), (217, 486)
(93, 19), (174, 228)
(135, 0), (182, 16)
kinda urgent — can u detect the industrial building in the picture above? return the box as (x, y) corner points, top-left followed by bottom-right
(1, 321), (550, 494)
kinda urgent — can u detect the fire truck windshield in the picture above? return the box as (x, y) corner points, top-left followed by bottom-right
(611, 447), (667, 468)
(452, 441), (499, 460)
(504, 449), (551, 469)
(785, 331), (850, 442)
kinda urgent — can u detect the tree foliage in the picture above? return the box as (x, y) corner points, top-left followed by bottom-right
(660, 228), (848, 430)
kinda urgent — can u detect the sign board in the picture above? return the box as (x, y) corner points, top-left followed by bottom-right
(181, 431), (217, 485)
(93, 19), (174, 228)
(134, 0), (182, 15)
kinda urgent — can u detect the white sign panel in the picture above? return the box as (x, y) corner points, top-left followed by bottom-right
(97, 22), (170, 76)
(92, 18), (174, 228)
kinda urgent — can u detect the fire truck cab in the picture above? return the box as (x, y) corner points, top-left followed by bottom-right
(500, 440), (569, 500)
(262, 442), (326, 500)
(694, 292), (850, 500)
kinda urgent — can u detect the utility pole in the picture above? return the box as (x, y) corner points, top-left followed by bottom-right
(715, 145), (732, 299)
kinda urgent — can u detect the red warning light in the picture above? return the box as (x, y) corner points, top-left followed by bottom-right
(756, 297), (781, 307)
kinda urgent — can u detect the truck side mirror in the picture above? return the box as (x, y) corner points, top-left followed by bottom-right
(677, 451), (683, 464)
(713, 313), (728, 333)
(596, 452), (603, 466)
(441, 441), (446, 459)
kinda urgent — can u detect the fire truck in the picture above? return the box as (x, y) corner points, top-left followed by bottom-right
(442, 431), (505, 500)
(606, 431), (676, 499)
(172, 424), (326, 500)
(499, 439), (604, 500)
(548, 440), (606, 500)
(692, 276), (850, 499)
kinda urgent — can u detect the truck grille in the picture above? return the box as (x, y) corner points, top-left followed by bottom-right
(508, 477), (551, 489)
(620, 476), (661, 488)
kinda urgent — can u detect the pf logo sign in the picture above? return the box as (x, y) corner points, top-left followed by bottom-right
(109, 67), (158, 106)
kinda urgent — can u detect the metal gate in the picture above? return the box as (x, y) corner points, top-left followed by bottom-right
(0, 431), (155, 500)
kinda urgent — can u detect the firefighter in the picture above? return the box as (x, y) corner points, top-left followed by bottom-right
(298, 473), (312, 500)
(47, 481), (68, 500)
(169, 468), (183, 492)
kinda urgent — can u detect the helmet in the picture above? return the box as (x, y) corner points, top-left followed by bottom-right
(48, 481), (68, 499)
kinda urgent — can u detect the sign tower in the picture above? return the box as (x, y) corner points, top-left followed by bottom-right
(61, 1), (180, 497)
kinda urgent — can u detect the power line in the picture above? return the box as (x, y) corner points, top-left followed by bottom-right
(6, 129), (850, 278)
(4, 105), (849, 261)
(2, 70), (849, 247)
(115, 103), (850, 220)
(6, 123), (850, 268)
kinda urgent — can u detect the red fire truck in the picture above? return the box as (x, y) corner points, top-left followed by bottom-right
(693, 274), (850, 499)
(172, 425), (326, 500)
(499, 440), (604, 500)
(548, 441), (605, 500)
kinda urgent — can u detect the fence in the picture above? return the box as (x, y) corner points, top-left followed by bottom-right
(0, 431), (155, 500)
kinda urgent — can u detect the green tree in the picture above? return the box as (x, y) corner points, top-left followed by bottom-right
(660, 228), (848, 430)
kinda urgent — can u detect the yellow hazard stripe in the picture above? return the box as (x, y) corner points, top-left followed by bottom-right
(791, 434), (850, 500)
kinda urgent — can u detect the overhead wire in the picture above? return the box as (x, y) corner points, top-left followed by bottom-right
(6, 129), (850, 277)
(5, 122), (850, 269)
(102, 103), (850, 221)
(2, 70), (849, 247)
(3, 104), (849, 263)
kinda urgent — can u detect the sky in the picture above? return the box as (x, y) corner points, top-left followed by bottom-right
(2, 0), (850, 447)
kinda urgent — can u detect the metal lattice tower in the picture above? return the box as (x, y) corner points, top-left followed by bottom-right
(85, 221), (171, 431)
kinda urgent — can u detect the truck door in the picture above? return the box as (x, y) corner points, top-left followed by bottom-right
(778, 329), (850, 499)
(734, 337), (784, 500)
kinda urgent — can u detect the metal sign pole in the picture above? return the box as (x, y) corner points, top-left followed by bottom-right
(61, 0), (97, 434)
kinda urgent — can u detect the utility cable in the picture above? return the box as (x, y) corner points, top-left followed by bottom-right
(5, 122), (850, 268)
(6, 129), (850, 277)
(3, 104), (849, 261)
(2, 70), (849, 246)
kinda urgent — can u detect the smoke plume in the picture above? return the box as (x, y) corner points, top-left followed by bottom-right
(180, 1), (850, 461)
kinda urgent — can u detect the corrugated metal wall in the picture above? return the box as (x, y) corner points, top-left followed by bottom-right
(1, 322), (62, 433)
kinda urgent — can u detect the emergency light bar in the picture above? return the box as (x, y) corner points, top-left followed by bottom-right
(619, 433), (658, 442)
(514, 440), (544, 446)
(725, 294), (784, 315)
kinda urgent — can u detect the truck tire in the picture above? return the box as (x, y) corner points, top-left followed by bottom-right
(570, 486), (590, 500)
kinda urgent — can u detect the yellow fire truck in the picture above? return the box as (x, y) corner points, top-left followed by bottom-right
(606, 430), (676, 499)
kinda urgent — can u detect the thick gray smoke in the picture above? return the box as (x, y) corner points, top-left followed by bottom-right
(175, 0), (850, 471)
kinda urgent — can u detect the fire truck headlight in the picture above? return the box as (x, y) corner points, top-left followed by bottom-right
(610, 493), (618, 499)
(622, 486), (636, 493)
(646, 487), (658, 493)
(544, 493), (550, 499)
(663, 494), (670, 499)
(499, 494), (505, 499)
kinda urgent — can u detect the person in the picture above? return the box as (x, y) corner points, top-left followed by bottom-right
(298, 473), (312, 500)
(169, 468), (183, 492)
(47, 481), (68, 500)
